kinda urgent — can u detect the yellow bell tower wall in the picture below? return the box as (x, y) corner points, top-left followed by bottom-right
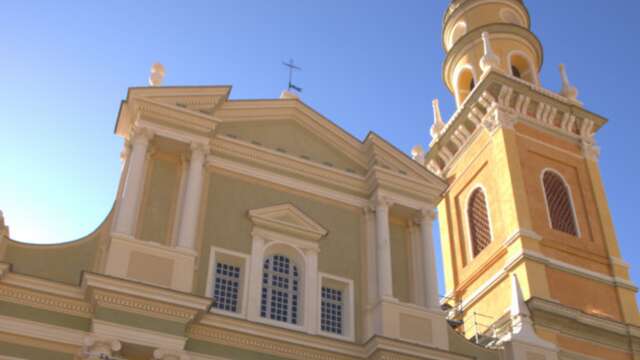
(431, 0), (640, 358)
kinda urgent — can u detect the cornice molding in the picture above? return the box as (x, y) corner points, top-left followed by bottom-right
(188, 324), (356, 360)
(81, 272), (212, 312)
(426, 71), (606, 176)
(0, 314), (86, 346)
(92, 289), (198, 323)
(0, 283), (92, 318)
(92, 319), (187, 350)
(529, 297), (640, 339)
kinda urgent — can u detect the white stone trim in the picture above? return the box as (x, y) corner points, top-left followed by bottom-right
(463, 184), (495, 263)
(92, 319), (187, 350)
(540, 168), (581, 238)
(0, 314), (86, 346)
(457, 245), (639, 313)
(81, 272), (212, 311)
(205, 246), (251, 319)
(447, 20), (467, 49)
(318, 272), (356, 342)
(246, 208), (324, 335)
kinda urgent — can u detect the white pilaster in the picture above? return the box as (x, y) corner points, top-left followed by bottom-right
(374, 198), (394, 300)
(114, 128), (154, 236)
(247, 235), (266, 322)
(176, 143), (208, 250)
(304, 248), (319, 334)
(419, 209), (440, 310)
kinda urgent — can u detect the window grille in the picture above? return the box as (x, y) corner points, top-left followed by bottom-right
(468, 188), (492, 257)
(321, 287), (344, 335)
(260, 255), (300, 325)
(543, 171), (578, 236)
(213, 262), (241, 312)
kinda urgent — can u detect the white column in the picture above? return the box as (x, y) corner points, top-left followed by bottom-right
(304, 248), (319, 334)
(171, 154), (190, 245)
(247, 236), (266, 321)
(419, 209), (440, 310)
(176, 143), (208, 250)
(375, 198), (394, 300)
(114, 128), (154, 236)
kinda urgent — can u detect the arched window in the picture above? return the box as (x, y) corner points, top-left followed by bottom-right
(509, 52), (537, 84)
(511, 65), (521, 79)
(456, 67), (476, 105)
(542, 171), (578, 236)
(468, 188), (492, 257)
(260, 254), (301, 325)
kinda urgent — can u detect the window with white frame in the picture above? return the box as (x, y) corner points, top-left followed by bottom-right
(213, 262), (241, 312)
(260, 254), (301, 325)
(319, 273), (354, 340)
(206, 247), (249, 316)
(321, 286), (344, 335)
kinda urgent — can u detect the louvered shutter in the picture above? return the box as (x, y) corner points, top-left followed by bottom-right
(468, 189), (492, 257)
(543, 171), (578, 236)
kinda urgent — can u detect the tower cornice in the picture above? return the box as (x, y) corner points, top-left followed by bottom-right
(425, 70), (607, 177)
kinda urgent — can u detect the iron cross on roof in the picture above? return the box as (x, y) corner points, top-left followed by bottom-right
(282, 59), (302, 93)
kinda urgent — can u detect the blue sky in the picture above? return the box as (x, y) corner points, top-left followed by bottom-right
(1, 1), (639, 299)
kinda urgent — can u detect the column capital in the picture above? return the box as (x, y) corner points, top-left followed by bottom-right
(81, 335), (121, 359)
(418, 208), (437, 222)
(130, 126), (155, 146)
(371, 196), (394, 209)
(153, 349), (191, 360)
(581, 138), (600, 161)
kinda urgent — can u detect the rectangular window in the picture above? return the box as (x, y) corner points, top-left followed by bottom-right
(321, 286), (344, 335)
(213, 262), (241, 313)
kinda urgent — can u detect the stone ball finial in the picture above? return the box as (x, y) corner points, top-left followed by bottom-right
(411, 145), (425, 164)
(149, 62), (166, 87)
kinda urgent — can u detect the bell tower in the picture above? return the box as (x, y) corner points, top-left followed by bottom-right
(423, 1), (640, 358)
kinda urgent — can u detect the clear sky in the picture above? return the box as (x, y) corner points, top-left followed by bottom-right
(1, 1), (639, 299)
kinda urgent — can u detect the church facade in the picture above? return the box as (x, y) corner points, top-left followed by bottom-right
(0, 0), (639, 359)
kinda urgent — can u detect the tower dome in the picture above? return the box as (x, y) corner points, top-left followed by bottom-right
(442, 0), (543, 107)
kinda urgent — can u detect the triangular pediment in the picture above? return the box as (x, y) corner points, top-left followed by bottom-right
(216, 115), (367, 175)
(248, 204), (328, 241)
